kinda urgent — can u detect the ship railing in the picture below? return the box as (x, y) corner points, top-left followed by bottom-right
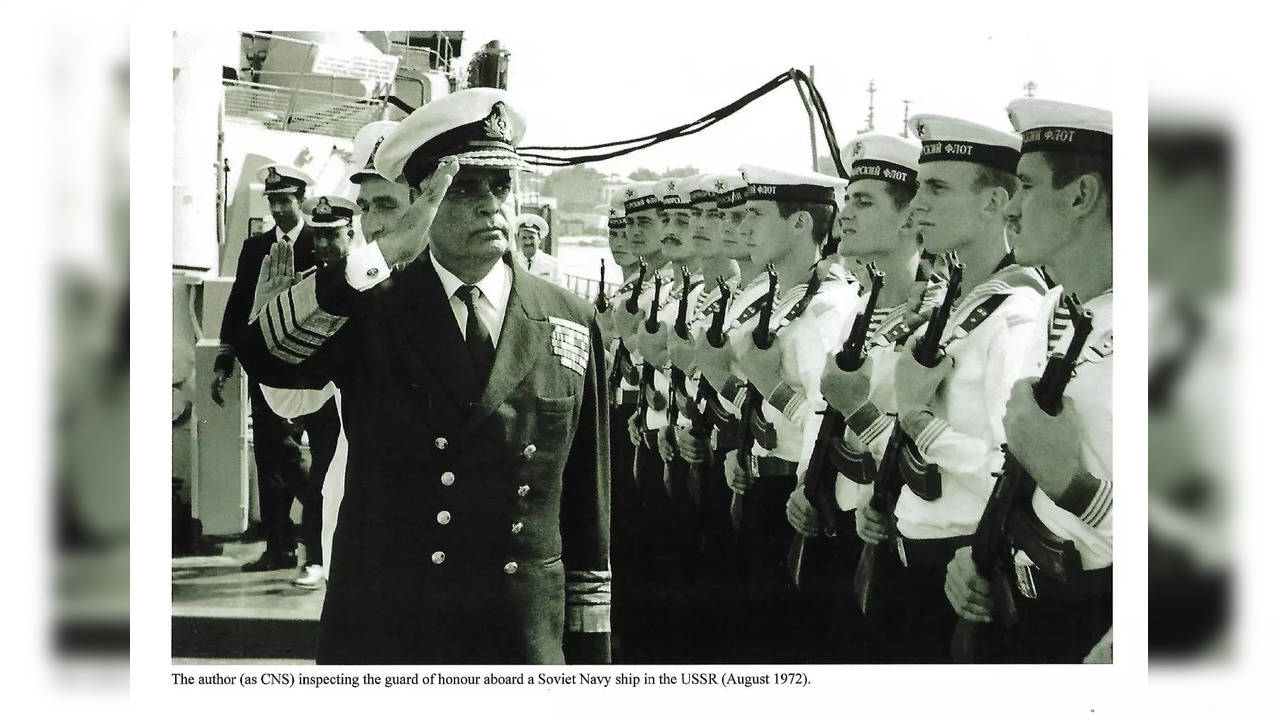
(561, 274), (619, 302)
(227, 31), (399, 138)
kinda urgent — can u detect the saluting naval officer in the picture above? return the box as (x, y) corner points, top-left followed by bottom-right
(235, 88), (611, 664)
(945, 99), (1114, 662)
(851, 115), (1048, 661)
(211, 163), (341, 578)
(514, 213), (561, 284)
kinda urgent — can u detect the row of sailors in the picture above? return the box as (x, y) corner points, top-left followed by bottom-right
(598, 97), (1113, 663)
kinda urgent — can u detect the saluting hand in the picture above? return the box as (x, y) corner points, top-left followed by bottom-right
(1003, 376), (1084, 499)
(250, 240), (299, 322)
(819, 353), (874, 416)
(944, 546), (995, 624)
(376, 157), (460, 267)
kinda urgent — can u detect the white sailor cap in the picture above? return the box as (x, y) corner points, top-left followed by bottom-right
(608, 192), (628, 229)
(690, 173), (726, 206)
(702, 171), (748, 209)
(302, 195), (359, 228)
(256, 164), (313, 195)
(1007, 98), (1112, 157)
(514, 212), (550, 238)
(349, 120), (400, 183)
(910, 114), (1022, 173)
(739, 165), (848, 205)
(841, 133), (921, 189)
(621, 181), (661, 215)
(656, 176), (702, 209)
(374, 88), (528, 187)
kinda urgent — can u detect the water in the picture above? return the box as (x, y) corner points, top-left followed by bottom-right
(553, 236), (624, 285)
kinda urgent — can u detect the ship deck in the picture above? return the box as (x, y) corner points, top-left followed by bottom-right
(172, 541), (321, 663)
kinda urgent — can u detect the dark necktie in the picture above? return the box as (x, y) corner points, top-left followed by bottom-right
(456, 285), (496, 376)
(527, 256), (534, 271)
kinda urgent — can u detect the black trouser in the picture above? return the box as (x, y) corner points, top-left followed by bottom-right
(628, 438), (689, 662)
(1003, 575), (1112, 663)
(791, 531), (871, 662)
(736, 471), (804, 663)
(870, 540), (962, 663)
(609, 402), (643, 663)
(248, 381), (330, 563)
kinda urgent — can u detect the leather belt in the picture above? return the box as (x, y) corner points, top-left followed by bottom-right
(614, 389), (639, 407)
(751, 456), (799, 478)
(895, 534), (973, 568)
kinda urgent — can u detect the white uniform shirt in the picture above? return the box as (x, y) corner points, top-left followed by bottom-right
(624, 262), (678, 430)
(893, 266), (1047, 540)
(522, 250), (561, 285)
(1023, 287), (1114, 570)
(429, 250), (512, 347)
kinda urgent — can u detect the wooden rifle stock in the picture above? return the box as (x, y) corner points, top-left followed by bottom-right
(852, 252), (963, 616)
(731, 265), (778, 529)
(951, 294), (1094, 662)
(788, 264), (885, 589)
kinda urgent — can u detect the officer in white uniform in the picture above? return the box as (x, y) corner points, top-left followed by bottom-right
(514, 213), (560, 284)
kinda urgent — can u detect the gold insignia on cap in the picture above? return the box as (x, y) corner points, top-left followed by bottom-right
(714, 180), (726, 191)
(625, 189), (636, 198)
(916, 122), (928, 139)
(853, 141), (865, 159)
(666, 181), (676, 192)
(484, 102), (513, 143)
(315, 197), (332, 215)
(266, 167), (282, 183)
(363, 137), (385, 170)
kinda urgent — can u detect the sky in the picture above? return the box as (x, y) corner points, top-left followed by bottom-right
(450, 4), (1115, 178)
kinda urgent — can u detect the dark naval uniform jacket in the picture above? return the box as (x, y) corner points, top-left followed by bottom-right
(236, 250), (611, 664)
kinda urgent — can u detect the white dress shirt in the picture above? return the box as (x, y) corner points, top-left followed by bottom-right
(523, 250), (561, 284)
(429, 250), (512, 347)
(275, 222), (302, 246)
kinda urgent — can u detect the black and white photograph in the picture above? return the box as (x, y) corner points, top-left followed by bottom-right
(18, 0), (1276, 715)
(168, 22), (1116, 667)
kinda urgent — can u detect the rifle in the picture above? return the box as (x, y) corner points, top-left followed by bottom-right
(630, 267), (660, 479)
(693, 277), (734, 473)
(662, 267), (694, 496)
(951, 293), (1094, 662)
(608, 260), (648, 394)
(787, 263), (885, 589)
(594, 259), (610, 314)
(730, 265), (778, 529)
(852, 251), (964, 617)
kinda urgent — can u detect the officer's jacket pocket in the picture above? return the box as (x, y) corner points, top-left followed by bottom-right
(536, 395), (576, 414)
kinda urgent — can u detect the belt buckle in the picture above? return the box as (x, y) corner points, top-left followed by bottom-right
(1012, 550), (1038, 599)
(896, 536), (908, 568)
